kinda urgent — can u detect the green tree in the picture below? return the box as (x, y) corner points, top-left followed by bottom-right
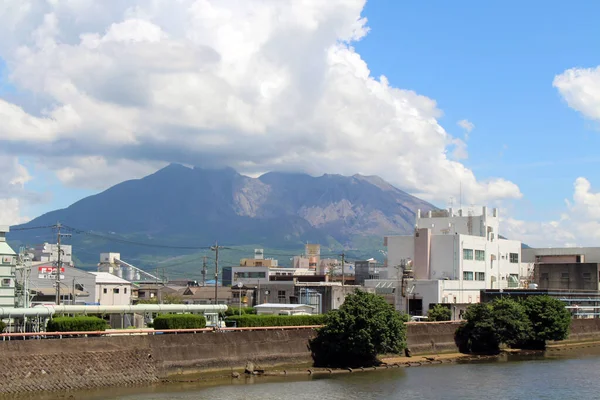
(490, 297), (531, 348)
(309, 290), (408, 368)
(427, 304), (451, 321)
(520, 296), (571, 349)
(455, 302), (501, 354)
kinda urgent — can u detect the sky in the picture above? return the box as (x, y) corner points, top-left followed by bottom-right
(1, 0), (600, 247)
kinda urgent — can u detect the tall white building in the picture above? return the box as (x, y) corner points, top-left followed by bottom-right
(368, 207), (525, 317)
(33, 242), (73, 267)
(0, 226), (16, 307)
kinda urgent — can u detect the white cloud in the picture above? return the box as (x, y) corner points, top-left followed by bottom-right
(0, 0), (522, 216)
(502, 177), (600, 247)
(554, 66), (600, 121)
(457, 119), (474, 140)
(0, 156), (32, 225)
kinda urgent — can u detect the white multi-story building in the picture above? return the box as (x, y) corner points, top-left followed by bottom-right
(32, 242), (73, 267)
(368, 207), (525, 318)
(0, 226), (16, 307)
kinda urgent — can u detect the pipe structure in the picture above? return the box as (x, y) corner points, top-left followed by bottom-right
(0, 304), (227, 318)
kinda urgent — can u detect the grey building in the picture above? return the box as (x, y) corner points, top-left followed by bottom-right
(29, 262), (97, 305)
(355, 260), (388, 285)
(534, 262), (600, 291)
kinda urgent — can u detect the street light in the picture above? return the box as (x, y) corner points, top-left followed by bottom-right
(237, 282), (243, 316)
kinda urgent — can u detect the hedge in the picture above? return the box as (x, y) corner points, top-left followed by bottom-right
(152, 314), (206, 330)
(46, 316), (108, 332)
(0, 321), (5, 333)
(225, 314), (326, 327)
(225, 306), (256, 316)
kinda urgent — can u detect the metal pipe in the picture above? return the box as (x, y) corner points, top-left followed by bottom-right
(0, 304), (227, 318)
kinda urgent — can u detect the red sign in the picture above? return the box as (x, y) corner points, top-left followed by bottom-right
(38, 266), (65, 274)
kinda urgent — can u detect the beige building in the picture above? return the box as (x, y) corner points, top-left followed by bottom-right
(91, 272), (133, 306)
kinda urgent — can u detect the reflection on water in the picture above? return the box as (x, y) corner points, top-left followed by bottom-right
(41, 347), (600, 400)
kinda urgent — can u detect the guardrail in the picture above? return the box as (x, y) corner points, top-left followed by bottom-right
(0, 325), (322, 341)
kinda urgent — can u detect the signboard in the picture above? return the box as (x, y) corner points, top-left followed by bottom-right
(1, 256), (14, 265)
(38, 266), (65, 280)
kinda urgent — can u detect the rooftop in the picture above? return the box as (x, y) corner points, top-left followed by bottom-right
(255, 303), (315, 309)
(91, 272), (132, 285)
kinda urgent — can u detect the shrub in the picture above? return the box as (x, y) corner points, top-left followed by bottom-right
(309, 290), (408, 368)
(225, 314), (325, 327)
(427, 304), (452, 321)
(455, 303), (500, 355)
(225, 306), (256, 317)
(0, 321), (5, 333)
(152, 314), (206, 330)
(46, 316), (108, 332)
(491, 297), (531, 348)
(519, 296), (571, 349)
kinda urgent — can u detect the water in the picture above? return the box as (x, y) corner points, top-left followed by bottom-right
(74, 349), (600, 399)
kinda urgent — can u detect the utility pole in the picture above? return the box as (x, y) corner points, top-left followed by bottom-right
(202, 256), (208, 287)
(211, 242), (220, 305)
(55, 223), (71, 306)
(340, 252), (345, 287)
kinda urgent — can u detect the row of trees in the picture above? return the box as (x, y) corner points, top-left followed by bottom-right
(455, 295), (571, 354)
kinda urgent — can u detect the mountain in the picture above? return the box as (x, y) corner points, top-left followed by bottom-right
(8, 164), (436, 271)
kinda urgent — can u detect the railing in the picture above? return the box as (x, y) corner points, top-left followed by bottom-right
(0, 325), (323, 340)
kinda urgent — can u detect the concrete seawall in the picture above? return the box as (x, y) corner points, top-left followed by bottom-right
(2, 319), (600, 394)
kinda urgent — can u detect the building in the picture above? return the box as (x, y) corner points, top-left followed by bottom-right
(91, 272), (133, 306)
(0, 226), (16, 307)
(180, 286), (233, 305)
(373, 206), (524, 317)
(534, 263), (600, 291)
(254, 303), (315, 315)
(239, 248), (278, 267)
(32, 242), (73, 267)
(29, 262), (97, 305)
(355, 259), (388, 285)
(222, 265), (269, 287)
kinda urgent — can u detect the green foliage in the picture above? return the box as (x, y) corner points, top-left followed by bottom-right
(46, 316), (108, 332)
(427, 304), (452, 321)
(137, 294), (183, 305)
(309, 290), (408, 368)
(224, 306), (256, 317)
(152, 314), (207, 329)
(0, 321), (5, 333)
(456, 296), (571, 354)
(520, 296), (571, 349)
(225, 314), (325, 327)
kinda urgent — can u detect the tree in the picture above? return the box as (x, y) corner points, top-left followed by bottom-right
(427, 304), (451, 321)
(490, 297), (531, 348)
(455, 303), (501, 354)
(520, 296), (571, 349)
(309, 290), (408, 368)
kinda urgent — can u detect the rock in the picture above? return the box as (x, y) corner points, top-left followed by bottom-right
(232, 372), (240, 379)
(245, 361), (255, 374)
(404, 348), (412, 358)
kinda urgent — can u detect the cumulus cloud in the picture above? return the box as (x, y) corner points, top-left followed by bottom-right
(502, 177), (600, 247)
(0, 0), (522, 221)
(0, 156), (32, 225)
(457, 119), (474, 140)
(554, 66), (600, 121)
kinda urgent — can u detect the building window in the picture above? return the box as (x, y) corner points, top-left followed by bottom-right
(1, 278), (11, 287)
(509, 253), (519, 263)
(561, 273), (569, 280)
(463, 271), (474, 281)
(103, 288), (107, 294)
(463, 249), (474, 260)
(278, 290), (286, 303)
(583, 272), (592, 281)
(541, 273), (549, 280)
(113, 288), (120, 294)
(124, 287), (128, 294)
(475, 250), (485, 261)
(476, 272), (485, 281)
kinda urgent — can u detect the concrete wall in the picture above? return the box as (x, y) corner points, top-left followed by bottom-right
(534, 263), (599, 291)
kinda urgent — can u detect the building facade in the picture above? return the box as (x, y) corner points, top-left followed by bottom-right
(0, 226), (16, 307)
(377, 207), (524, 317)
(91, 272), (132, 306)
(29, 262), (97, 305)
(32, 242), (73, 267)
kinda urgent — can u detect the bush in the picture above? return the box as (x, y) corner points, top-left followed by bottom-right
(455, 296), (571, 354)
(0, 321), (5, 333)
(152, 314), (207, 329)
(309, 290), (408, 368)
(46, 316), (108, 332)
(520, 296), (571, 349)
(427, 304), (452, 321)
(225, 306), (256, 317)
(225, 314), (325, 327)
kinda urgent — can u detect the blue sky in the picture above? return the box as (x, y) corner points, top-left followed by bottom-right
(356, 0), (600, 222)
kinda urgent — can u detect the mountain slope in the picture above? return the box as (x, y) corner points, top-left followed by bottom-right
(9, 164), (436, 268)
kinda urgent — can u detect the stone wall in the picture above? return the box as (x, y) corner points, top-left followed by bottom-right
(406, 321), (461, 354)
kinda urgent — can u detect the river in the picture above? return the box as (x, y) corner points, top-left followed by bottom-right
(66, 348), (600, 399)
